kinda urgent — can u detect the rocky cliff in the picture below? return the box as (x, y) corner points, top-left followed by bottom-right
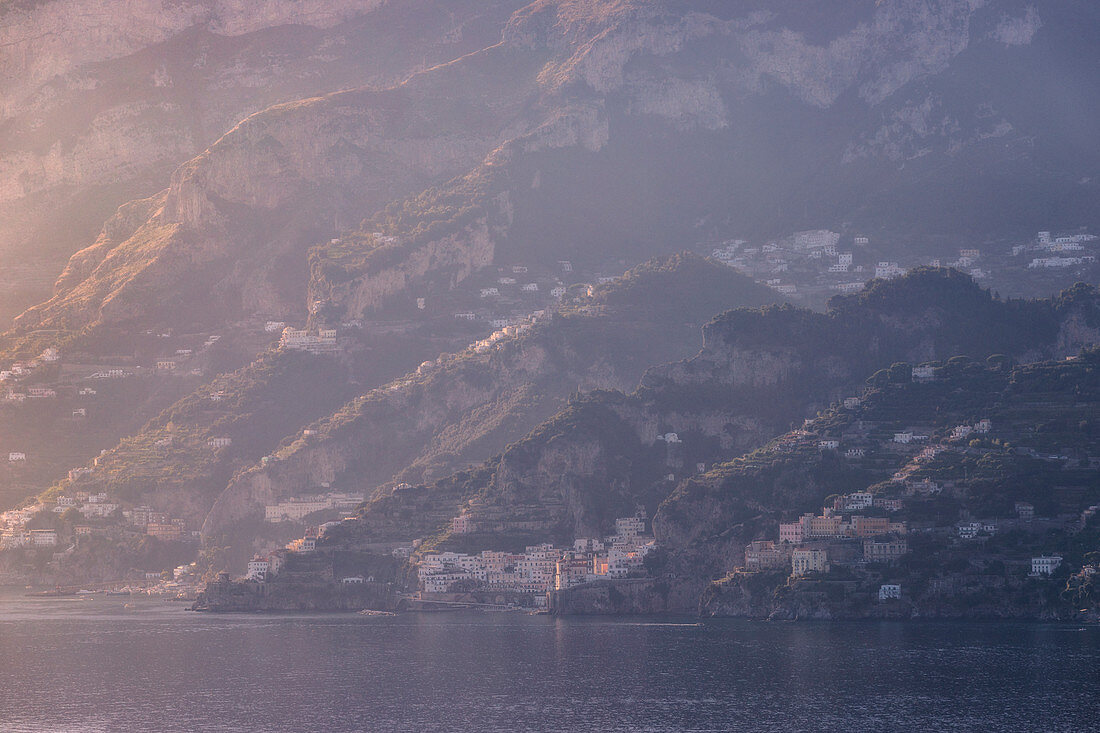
(0, 0), (527, 323)
(10, 0), (1097, 343)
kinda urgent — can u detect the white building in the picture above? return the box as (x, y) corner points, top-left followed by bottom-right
(875, 262), (906, 279)
(8, 452), (26, 462)
(31, 529), (58, 547)
(793, 230), (840, 251)
(265, 498), (330, 522)
(280, 327), (338, 354)
(614, 516), (645, 538)
(1031, 556), (1063, 576)
(842, 492), (874, 510)
(952, 425), (973, 440)
(246, 557), (270, 581)
(879, 584), (901, 601)
(79, 503), (119, 518)
(912, 365), (936, 382)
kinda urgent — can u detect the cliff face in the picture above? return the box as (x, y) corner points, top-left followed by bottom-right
(325, 216), (499, 321)
(12, 0), (1095, 342)
(10, 56), (540, 334)
(0, 0), (526, 323)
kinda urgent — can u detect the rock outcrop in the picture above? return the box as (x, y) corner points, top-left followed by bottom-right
(11, 0), (1095, 343)
(0, 0), (527, 322)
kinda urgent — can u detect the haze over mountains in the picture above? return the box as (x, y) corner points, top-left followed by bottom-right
(3, 0), (1098, 331)
(0, 0), (1098, 614)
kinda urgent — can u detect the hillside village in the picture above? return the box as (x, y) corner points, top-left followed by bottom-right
(711, 229), (1098, 305)
(701, 352), (1100, 619)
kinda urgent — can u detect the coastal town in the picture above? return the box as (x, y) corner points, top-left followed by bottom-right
(416, 514), (656, 603)
(238, 512), (658, 611)
(0, 229), (1096, 612)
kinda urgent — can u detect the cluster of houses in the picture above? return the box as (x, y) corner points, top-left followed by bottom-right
(0, 497), (60, 550)
(0, 487), (198, 552)
(1017, 231), (1098, 269)
(414, 515), (656, 601)
(0, 348), (64, 403)
(278, 327), (340, 354)
(922, 248), (989, 281)
(711, 230), (883, 299)
(264, 492), (365, 522)
(0, 347), (61, 385)
(470, 321), (533, 356)
(749, 388), (1087, 586)
(246, 520), (352, 580)
(742, 490), (911, 577)
(710, 226), (1097, 308)
(450, 262), (576, 324)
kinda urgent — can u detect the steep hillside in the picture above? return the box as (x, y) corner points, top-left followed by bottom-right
(200, 255), (776, 550)
(291, 271), (1100, 611)
(9, 0), (1099, 350)
(674, 349), (1100, 621)
(0, 254), (771, 581)
(0, 0), (527, 323)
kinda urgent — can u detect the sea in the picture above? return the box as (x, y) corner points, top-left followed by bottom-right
(0, 591), (1097, 732)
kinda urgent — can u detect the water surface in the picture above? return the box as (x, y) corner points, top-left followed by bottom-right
(0, 592), (1096, 732)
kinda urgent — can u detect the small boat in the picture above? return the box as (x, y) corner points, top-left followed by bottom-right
(106, 590), (131, 597)
(357, 609), (397, 617)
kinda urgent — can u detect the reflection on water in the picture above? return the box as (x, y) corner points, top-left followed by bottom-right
(0, 590), (1097, 732)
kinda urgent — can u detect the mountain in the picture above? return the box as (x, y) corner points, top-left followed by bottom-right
(9, 254), (774, 580)
(4, 0), (1100, 597)
(199, 270), (1100, 612)
(0, 0), (527, 323)
(6, 0), (1100, 349)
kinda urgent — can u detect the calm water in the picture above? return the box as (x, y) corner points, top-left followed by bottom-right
(0, 592), (1097, 732)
